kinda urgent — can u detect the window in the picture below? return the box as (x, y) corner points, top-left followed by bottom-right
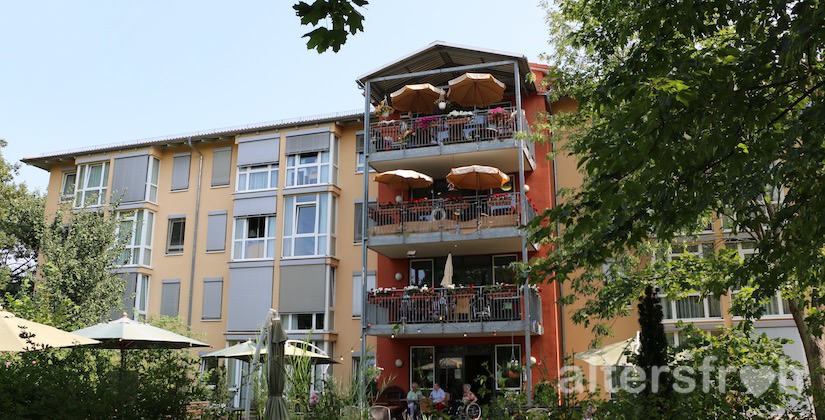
(146, 157), (159, 202)
(493, 255), (518, 283)
(353, 201), (375, 243)
(237, 164), (279, 191)
(202, 277), (223, 320)
(282, 194), (336, 258)
(160, 279), (181, 317)
(356, 132), (366, 173)
(410, 347), (435, 391)
(352, 271), (375, 317)
(75, 161), (109, 207)
(166, 217), (186, 254)
(212, 147), (232, 187)
(659, 293), (722, 320)
(117, 210), (154, 266)
(171, 154), (191, 191)
(134, 274), (149, 321)
(60, 172), (77, 202)
(284, 313), (325, 331)
(233, 215), (276, 260)
(206, 212), (228, 252)
(409, 259), (434, 287)
(286, 151), (330, 186)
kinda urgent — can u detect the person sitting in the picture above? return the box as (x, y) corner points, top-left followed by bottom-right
(406, 382), (423, 419)
(430, 382), (447, 411)
(461, 383), (477, 404)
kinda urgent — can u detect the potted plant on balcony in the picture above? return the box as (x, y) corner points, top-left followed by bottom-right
(503, 360), (522, 379)
(374, 100), (395, 118)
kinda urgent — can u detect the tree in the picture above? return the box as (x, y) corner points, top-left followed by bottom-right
(636, 286), (670, 399)
(531, 0), (825, 416)
(0, 140), (44, 296)
(293, 0), (368, 53)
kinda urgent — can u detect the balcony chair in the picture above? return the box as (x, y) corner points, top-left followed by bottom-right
(369, 405), (391, 420)
(472, 295), (492, 320)
(453, 294), (473, 321)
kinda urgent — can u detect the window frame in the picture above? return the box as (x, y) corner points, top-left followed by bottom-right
(232, 215), (277, 260)
(146, 156), (160, 202)
(60, 171), (77, 203)
(117, 209), (154, 267)
(134, 273), (149, 321)
(236, 163), (279, 192)
(74, 161), (110, 207)
(282, 194), (336, 258)
(166, 217), (186, 255)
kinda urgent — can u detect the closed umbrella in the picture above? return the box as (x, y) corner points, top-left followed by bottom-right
(446, 165), (510, 191)
(390, 83), (445, 114)
(575, 333), (640, 367)
(440, 253), (454, 287)
(447, 73), (506, 107)
(264, 317), (289, 420)
(374, 169), (434, 190)
(0, 310), (99, 352)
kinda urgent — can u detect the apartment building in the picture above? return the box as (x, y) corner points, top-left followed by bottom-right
(23, 112), (379, 402)
(356, 42), (563, 402)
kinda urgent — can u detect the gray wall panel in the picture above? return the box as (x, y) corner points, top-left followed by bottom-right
(227, 266), (273, 332)
(279, 264), (326, 312)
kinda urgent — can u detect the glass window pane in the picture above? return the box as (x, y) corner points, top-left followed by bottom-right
(708, 295), (721, 317)
(88, 164), (102, 187)
(238, 173), (247, 190)
(297, 206), (316, 234)
(249, 172), (267, 190)
(410, 347), (435, 391)
(248, 217), (265, 239)
(295, 237), (315, 256)
(296, 314), (313, 329)
(676, 296), (704, 319)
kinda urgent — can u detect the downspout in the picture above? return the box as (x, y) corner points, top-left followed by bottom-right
(515, 62), (533, 403)
(547, 95), (566, 386)
(359, 81), (372, 413)
(186, 138), (204, 328)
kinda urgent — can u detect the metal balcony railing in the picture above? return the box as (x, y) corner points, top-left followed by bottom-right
(367, 192), (533, 236)
(370, 107), (529, 152)
(365, 285), (541, 327)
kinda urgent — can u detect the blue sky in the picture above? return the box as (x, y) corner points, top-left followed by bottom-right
(1, 0), (551, 192)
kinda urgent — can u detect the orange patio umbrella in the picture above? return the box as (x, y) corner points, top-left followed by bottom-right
(447, 73), (506, 107)
(374, 169), (434, 190)
(446, 165), (510, 190)
(390, 83), (445, 114)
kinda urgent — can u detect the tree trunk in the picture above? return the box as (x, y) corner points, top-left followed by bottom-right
(789, 299), (825, 419)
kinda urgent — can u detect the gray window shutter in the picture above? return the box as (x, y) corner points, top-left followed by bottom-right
(160, 280), (181, 317)
(171, 154), (191, 191)
(202, 277), (223, 320)
(355, 132), (365, 153)
(279, 265), (326, 312)
(238, 138), (280, 166)
(354, 202), (363, 243)
(285, 132), (330, 155)
(112, 156), (148, 203)
(211, 148), (232, 187)
(206, 212), (227, 251)
(352, 271), (375, 317)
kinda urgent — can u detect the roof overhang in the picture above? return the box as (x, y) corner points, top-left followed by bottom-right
(356, 41), (536, 104)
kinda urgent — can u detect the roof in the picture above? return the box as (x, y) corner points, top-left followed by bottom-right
(22, 109), (363, 170)
(356, 41), (537, 104)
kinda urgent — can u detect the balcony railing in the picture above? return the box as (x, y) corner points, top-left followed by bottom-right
(370, 107), (528, 152)
(365, 285), (541, 327)
(367, 192), (536, 236)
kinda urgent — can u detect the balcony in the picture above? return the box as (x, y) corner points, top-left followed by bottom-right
(368, 107), (535, 174)
(366, 192), (537, 258)
(365, 285), (543, 338)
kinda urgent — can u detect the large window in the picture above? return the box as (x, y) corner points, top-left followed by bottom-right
(659, 293), (722, 320)
(282, 194), (336, 258)
(75, 161), (109, 207)
(117, 210), (154, 267)
(410, 346), (435, 391)
(146, 157), (159, 202)
(286, 152), (330, 187)
(166, 217), (186, 255)
(60, 172), (76, 203)
(237, 164), (279, 192)
(495, 344), (522, 390)
(410, 259), (434, 287)
(283, 313), (325, 331)
(233, 216), (276, 260)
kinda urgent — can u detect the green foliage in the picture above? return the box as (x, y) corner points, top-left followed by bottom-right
(293, 0), (368, 53)
(0, 139), (44, 297)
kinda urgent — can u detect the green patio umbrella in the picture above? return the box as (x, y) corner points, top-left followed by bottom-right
(264, 317), (289, 420)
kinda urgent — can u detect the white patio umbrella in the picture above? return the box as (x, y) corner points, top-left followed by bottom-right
(0, 310), (99, 352)
(201, 339), (338, 364)
(575, 332), (640, 367)
(440, 253), (454, 287)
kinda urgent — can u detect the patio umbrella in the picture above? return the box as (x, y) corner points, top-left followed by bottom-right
(447, 73), (506, 107)
(73, 313), (208, 367)
(440, 253), (453, 287)
(446, 165), (510, 191)
(575, 333), (640, 367)
(0, 310), (99, 352)
(374, 169), (434, 190)
(201, 339), (338, 364)
(390, 83), (445, 114)
(264, 317), (289, 420)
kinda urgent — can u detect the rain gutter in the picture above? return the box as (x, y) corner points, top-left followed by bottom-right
(186, 138), (204, 328)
